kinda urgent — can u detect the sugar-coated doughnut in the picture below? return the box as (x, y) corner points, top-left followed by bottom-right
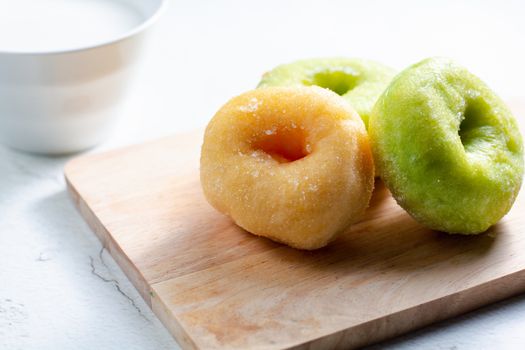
(369, 57), (524, 234)
(200, 87), (375, 249)
(257, 58), (396, 127)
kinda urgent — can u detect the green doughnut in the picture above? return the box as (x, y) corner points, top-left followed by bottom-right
(369, 57), (524, 234)
(257, 58), (396, 127)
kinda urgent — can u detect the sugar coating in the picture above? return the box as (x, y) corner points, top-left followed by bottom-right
(238, 97), (261, 112)
(200, 86), (375, 250)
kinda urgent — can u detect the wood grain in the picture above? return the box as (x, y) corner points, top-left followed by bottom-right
(65, 103), (525, 349)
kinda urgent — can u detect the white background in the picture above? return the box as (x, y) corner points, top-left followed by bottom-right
(2, 0), (525, 349)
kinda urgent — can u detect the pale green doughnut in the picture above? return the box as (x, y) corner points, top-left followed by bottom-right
(369, 57), (524, 234)
(258, 58), (396, 127)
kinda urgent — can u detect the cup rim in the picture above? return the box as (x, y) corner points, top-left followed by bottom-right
(0, 0), (168, 56)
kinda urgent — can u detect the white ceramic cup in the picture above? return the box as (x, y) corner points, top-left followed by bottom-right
(0, 0), (167, 154)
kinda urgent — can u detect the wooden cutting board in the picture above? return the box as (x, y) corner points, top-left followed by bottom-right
(65, 103), (525, 350)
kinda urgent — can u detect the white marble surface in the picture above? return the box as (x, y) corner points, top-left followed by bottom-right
(2, 0), (525, 349)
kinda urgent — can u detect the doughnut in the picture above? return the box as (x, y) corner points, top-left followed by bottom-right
(257, 58), (396, 127)
(200, 86), (375, 250)
(369, 57), (524, 234)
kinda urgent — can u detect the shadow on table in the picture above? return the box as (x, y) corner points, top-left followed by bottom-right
(0, 144), (71, 195)
(365, 291), (525, 349)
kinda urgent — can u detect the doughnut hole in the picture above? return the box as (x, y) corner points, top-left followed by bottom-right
(303, 68), (359, 96)
(459, 99), (486, 145)
(458, 97), (506, 159)
(251, 127), (309, 163)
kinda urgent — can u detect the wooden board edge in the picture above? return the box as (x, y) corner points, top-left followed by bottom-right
(64, 163), (201, 350)
(64, 172), (153, 307)
(287, 269), (525, 349)
(150, 284), (200, 350)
